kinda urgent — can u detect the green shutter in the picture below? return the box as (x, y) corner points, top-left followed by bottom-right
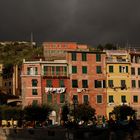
(32, 89), (37, 95)
(72, 66), (77, 73)
(60, 94), (65, 103)
(56, 66), (60, 75)
(133, 96), (138, 103)
(82, 66), (87, 74)
(82, 53), (87, 61)
(47, 94), (52, 103)
(44, 66), (48, 75)
(121, 96), (126, 102)
(52, 66), (55, 75)
(109, 96), (114, 103)
(64, 66), (67, 76)
(46, 80), (52, 87)
(126, 66), (128, 73)
(96, 54), (101, 62)
(119, 66), (121, 73)
(72, 52), (76, 61)
(32, 79), (37, 87)
(59, 80), (64, 87)
(83, 95), (88, 104)
(96, 66), (102, 74)
(109, 66), (113, 73)
(97, 95), (102, 103)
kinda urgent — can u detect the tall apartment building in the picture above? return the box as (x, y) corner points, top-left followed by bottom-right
(106, 50), (131, 118)
(21, 42), (107, 120)
(130, 51), (140, 119)
(43, 42), (107, 117)
(67, 50), (107, 117)
(21, 59), (42, 107)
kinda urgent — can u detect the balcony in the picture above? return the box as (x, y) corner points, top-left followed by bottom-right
(43, 72), (69, 78)
(106, 58), (130, 63)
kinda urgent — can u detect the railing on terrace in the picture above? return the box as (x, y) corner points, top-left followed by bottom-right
(106, 58), (130, 63)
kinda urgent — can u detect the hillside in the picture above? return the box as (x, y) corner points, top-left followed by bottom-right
(0, 42), (43, 67)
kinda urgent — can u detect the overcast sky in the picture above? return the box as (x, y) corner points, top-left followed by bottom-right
(0, 0), (140, 46)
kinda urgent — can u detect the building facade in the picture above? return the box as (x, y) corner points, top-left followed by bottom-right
(130, 51), (140, 119)
(106, 50), (131, 118)
(21, 59), (42, 107)
(67, 50), (107, 117)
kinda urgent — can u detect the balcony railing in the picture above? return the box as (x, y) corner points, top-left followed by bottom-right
(106, 58), (130, 63)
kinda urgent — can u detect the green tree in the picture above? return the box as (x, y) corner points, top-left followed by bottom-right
(61, 104), (70, 124)
(97, 44), (104, 51)
(71, 103), (96, 124)
(0, 106), (23, 120)
(112, 105), (136, 120)
(23, 105), (52, 126)
(104, 43), (117, 50)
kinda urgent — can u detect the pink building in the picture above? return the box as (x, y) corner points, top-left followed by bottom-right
(67, 50), (107, 117)
(21, 59), (42, 107)
(21, 42), (107, 118)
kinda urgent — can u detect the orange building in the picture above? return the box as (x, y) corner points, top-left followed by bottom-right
(21, 42), (107, 120)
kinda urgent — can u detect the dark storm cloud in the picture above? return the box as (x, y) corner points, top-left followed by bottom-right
(0, 0), (140, 45)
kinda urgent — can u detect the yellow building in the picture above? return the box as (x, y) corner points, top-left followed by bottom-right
(106, 50), (131, 119)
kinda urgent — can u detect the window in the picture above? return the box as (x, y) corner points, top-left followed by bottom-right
(73, 95), (78, 104)
(96, 54), (101, 62)
(63, 66), (67, 76)
(56, 66), (60, 75)
(109, 95), (114, 103)
(52, 66), (55, 75)
(71, 52), (77, 61)
(59, 79), (64, 87)
(119, 66), (128, 73)
(82, 80), (88, 88)
(133, 96), (138, 103)
(27, 67), (38, 75)
(32, 79), (38, 87)
(82, 66), (87, 74)
(32, 89), (38, 95)
(121, 80), (126, 87)
(9, 82), (11, 86)
(82, 53), (87, 61)
(132, 80), (136, 88)
(97, 95), (102, 103)
(131, 67), (135, 75)
(96, 66), (102, 74)
(47, 94), (52, 103)
(95, 80), (106, 88)
(44, 66), (48, 75)
(121, 96), (126, 103)
(138, 80), (140, 88)
(32, 100), (38, 106)
(46, 80), (52, 87)
(72, 80), (78, 88)
(138, 68), (140, 75)
(108, 80), (114, 88)
(83, 95), (88, 104)
(109, 66), (113, 73)
(72, 66), (77, 73)
(60, 93), (65, 103)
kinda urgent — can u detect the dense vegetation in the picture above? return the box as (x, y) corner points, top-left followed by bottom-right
(0, 42), (43, 67)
